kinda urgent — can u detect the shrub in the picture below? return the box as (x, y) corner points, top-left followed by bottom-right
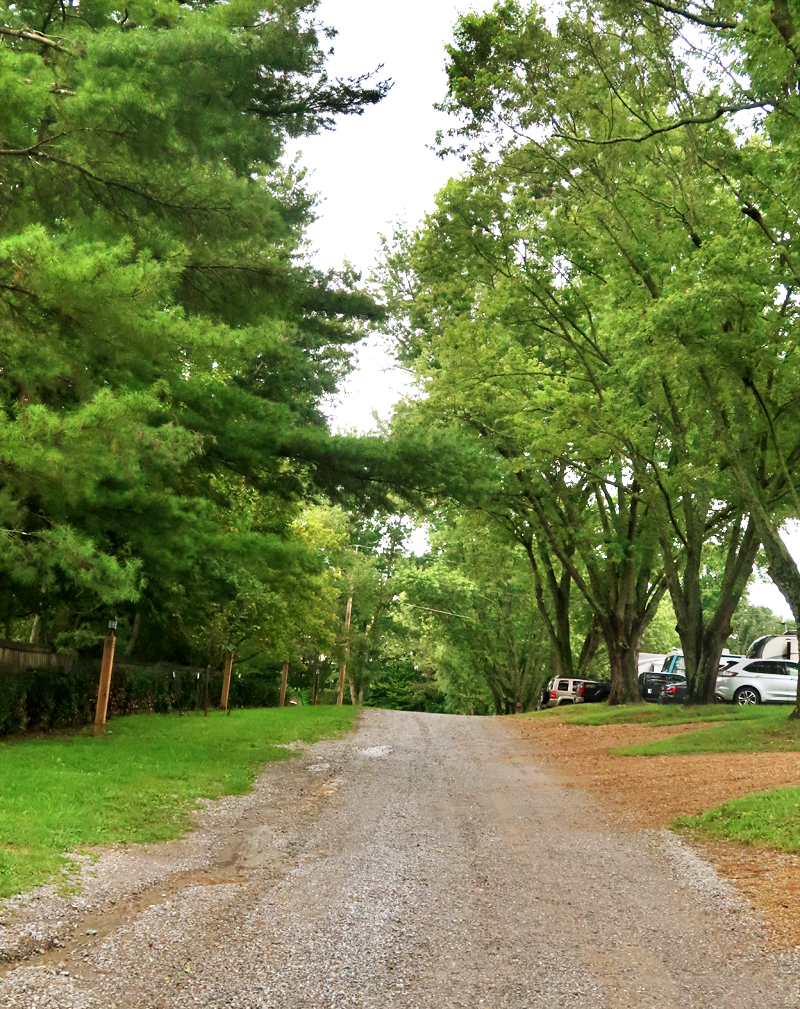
(0, 662), (281, 736)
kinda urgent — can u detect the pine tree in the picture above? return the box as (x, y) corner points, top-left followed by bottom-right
(0, 0), (388, 653)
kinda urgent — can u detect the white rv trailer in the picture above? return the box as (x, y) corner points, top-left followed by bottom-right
(747, 633), (798, 663)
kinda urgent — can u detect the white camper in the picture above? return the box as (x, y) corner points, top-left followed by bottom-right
(747, 633), (798, 663)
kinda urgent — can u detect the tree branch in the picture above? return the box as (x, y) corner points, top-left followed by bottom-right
(0, 25), (72, 52)
(557, 102), (770, 146)
(639, 1), (739, 30)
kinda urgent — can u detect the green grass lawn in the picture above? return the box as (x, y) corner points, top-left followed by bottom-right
(674, 787), (800, 852)
(0, 706), (357, 899)
(613, 706), (800, 755)
(522, 702), (776, 728)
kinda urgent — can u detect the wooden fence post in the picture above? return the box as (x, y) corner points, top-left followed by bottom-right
(279, 661), (289, 707)
(336, 589), (353, 706)
(220, 651), (234, 711)
(93, 620), (117, 737)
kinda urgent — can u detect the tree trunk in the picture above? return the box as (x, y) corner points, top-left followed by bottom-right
(125, 611), (141, 658)
(278, 661), (289, 707)
(522, 538), (576, 678)
(606, 631), (641, 705)
(660, 506), (759, 703)
(576, 618), (601, 675)
(311, 666), (319, 705)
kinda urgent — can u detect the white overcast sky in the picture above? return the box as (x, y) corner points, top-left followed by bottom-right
(287, 0), (494, 435)
(289, 0), (799, 620)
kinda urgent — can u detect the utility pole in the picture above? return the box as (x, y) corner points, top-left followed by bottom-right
(279, 661), (290, 707)
(220, 651), (234, 711)
(336, 586), (353, 706)
(93, 618), (117, 737)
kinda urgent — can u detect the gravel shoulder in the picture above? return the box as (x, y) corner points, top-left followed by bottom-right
(509, 715), (800, 946)
(2, 709), (800, 1007)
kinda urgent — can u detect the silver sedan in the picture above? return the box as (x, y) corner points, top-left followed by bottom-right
(715, 658), (799, 705)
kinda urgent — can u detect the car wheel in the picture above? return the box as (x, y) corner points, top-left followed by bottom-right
(734, 686), (761, 706)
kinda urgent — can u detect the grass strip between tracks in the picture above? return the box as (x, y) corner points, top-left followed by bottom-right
(0, 706), (357, 899)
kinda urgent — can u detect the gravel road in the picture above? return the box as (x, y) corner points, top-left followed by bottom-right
(2, 708), (800, 1008)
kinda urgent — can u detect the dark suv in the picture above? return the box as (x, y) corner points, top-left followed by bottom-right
(576, 680), (611, 703)
(639, 669), (686, 704)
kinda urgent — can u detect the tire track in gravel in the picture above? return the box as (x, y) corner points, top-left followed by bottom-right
(2, 708), (800, 1007)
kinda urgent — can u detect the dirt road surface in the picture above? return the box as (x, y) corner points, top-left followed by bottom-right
(2, 709), (800, 1008)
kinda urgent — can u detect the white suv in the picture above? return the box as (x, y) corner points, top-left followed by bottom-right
(542, 677), (586, 708)
(715, 658), (799, 705)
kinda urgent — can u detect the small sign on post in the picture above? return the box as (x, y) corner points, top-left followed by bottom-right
(93, 619), (117, 737)
(220, 651), (234, 711)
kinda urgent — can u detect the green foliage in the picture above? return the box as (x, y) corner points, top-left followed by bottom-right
(0, 0), (389, 665)
(640, 597), (681, 655)
(379, 0), (800, 704)
(0, 662), (283, 736)
(367, 660), (445, 713)
(728, 599), (790, 657)
(390, 515), (557, 713)
(0, 706), (357, 898)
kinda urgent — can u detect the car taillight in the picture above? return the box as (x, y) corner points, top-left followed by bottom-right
(666, 686), (678, 695)
(550, 690), (557, 699)
(579, 684), (585, 695)
(718, 670), (738, 677)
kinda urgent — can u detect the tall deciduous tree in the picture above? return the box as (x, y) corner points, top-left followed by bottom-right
(380, 0), (800, 702)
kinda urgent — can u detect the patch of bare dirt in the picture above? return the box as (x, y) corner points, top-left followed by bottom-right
(509, 717), (800, 947)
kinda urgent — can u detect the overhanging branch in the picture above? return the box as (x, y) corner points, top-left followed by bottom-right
(639, 1), (739, 30)
(556, 102), (770, 146)
(0, 25), (72, 53)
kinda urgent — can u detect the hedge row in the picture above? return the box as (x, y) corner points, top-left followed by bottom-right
(0, 663), (280, 736)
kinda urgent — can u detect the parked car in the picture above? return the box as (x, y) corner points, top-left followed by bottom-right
(649, 652), (742, 704)
(660, 678), (688, 704)
(746, 633), (798, 663)
(639, 668), (687, 703)
(715, 657), (799, 705)
(576, 680), (611, 703)
(542, 677), (587, 707)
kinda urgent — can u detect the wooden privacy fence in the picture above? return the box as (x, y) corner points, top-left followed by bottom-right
(0, 639), (74, 671)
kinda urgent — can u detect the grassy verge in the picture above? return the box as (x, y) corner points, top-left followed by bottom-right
(0, 706), (357, 899)
(522, 702), (774, 728)
(528, 703), (800, 852)
(614, 706), (800, 755)
(674, 787), (800, 853)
